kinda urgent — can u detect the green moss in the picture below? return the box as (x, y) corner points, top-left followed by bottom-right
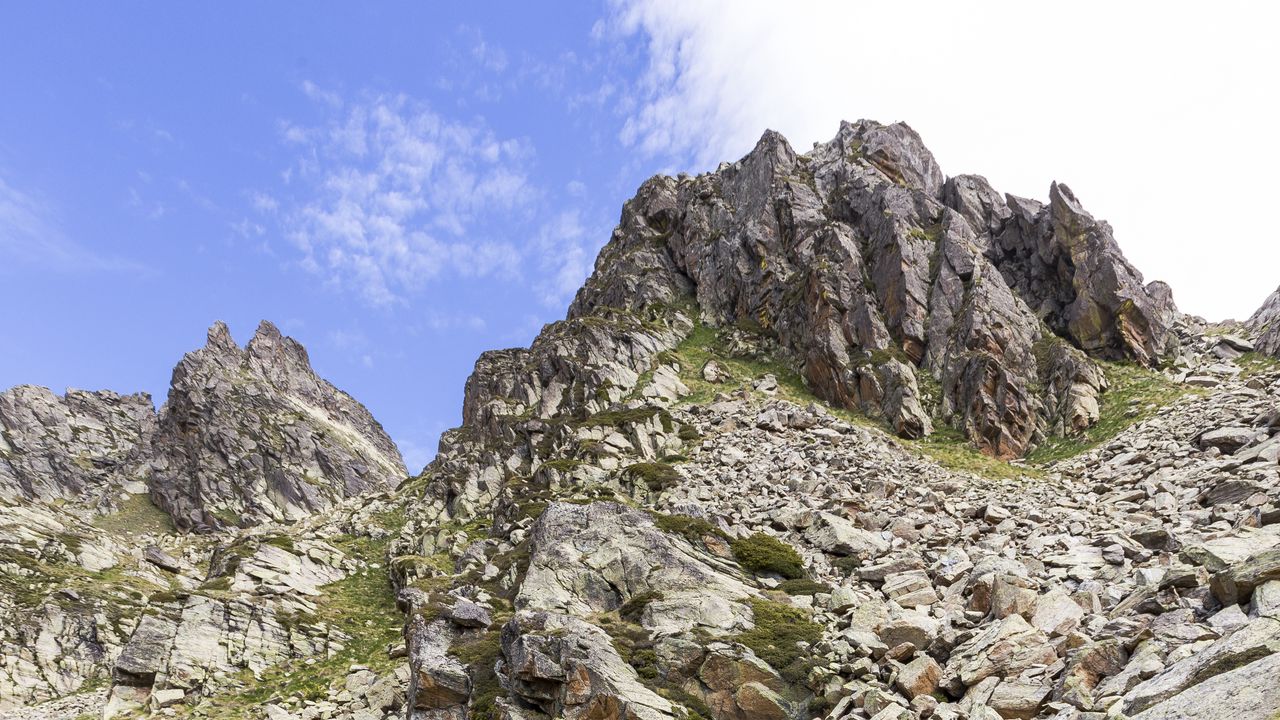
(730, 533), (805, 579)
(777, 578), (832, 596)
(93, 493), (175, 535)
(448, 628), (502, 666)
(619, 590), (664, 623)
(576, 406), (674, 433)
(734, 599), (822, 684)
(518, 501), (549, 521)
(539, 458), (583, 473)
(622, 462), (682, 492)
(260, 535), (296, 553)
(198, 576), (232, 593)
(652, 513), (727, 546)
(1027, 360), (1196, 464)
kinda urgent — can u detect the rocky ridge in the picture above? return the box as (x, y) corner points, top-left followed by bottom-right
(0, 321), (406, 713)
(147, 321), (406, 531)
(3, 121), (1280, 720)
(0, 386), (155, 506)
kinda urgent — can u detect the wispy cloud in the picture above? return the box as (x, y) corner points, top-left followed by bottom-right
(532, 210), (594, 308)
(0, 174), (148, 275)
(264, 86), (536, 306)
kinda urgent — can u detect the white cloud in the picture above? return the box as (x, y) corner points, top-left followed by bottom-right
(607, 0), (1280, 320)
(532, 210), (594, 308)
(271, 87), (534, 306)
(0, 174), (148, 274)
(470, 35), (509, 73)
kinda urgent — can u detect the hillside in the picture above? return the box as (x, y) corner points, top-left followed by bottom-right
(3, 122), (1280, 720)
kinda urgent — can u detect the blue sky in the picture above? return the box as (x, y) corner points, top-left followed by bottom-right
(0, 3), (669, 468)
(3, 2), (1277, 470)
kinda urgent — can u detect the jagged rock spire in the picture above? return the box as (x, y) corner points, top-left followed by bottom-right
(568, 120), (1179, 457)
(147, 320), (406, 531)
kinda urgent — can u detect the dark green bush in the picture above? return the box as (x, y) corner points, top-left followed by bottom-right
(734, 598), (822, 683)
(777, 578), (832, 596)
(730, 533), (805, 579)
(619, 590), (664, 622)
(622, 462), (682, 492)
(653, 513), (726, 545)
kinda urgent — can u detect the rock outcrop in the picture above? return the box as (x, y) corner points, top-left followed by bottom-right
(0, 386), (155, 505)
(1249, 285), (1280, 357)
(570, 121), (1178, 458)
(147, 321), (407, 531)
(1, 320), (408, 713)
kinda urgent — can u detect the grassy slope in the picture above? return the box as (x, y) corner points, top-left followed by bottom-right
(667, 323), (1200, 477)
(1026, 360), (1197, 465)
(174, 534), (403, 719)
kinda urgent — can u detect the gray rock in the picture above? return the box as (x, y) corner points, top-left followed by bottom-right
(1248, 285), (1280, 357)
(148, 321), (406, 530)
(1129, 652), (1280, 719)
(501, 611), (675, 720)
(1198, 426), (1258, 454)
(516, 501), (755, 635)
(804, 511), (889, 559)
(0, 385), (155, 505)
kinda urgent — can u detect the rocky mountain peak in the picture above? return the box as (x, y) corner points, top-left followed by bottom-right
(203, 319), (239, 355)
(148, 320), (407, 531)
(4, 119), (1280, 720)
(568, 120), (1182, 458)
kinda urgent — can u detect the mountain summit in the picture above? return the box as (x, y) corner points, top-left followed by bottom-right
(567, 120), (1182, 458)
(3, 123), (1279, 720)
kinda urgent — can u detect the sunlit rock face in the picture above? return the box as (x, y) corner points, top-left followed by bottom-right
(147, 320), (407, 531)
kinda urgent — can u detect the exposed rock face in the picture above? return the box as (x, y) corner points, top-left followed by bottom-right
(1, 320), (408, 714)
(1249, 285), (1280, 356)
(0, 386), (155, 504)
(517, 501), (756, 634)
(6, 121), (1277, 720)
(499, 611), (676, 720)
(570, 121), (1178, 457)
(148, 321), (406, 530)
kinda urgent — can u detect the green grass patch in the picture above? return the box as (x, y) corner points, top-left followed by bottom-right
(734, 598), (823, 683)
(622, 462), (682, 492)
(667, 324), (814, 408)
(576, 406), (674, 433)
(912, 426), (1040, 481)
(653, 513), (727, 546)
(730, 533), (805, 579)
(175, 534), (403, 718)
(1239, 351), (1280, 380)
(777, 578), (832, 596)
(448, 628), (502, 666)
(619, 590), (664, 623)
(1026, 360), (1194, 465)
(93, 493), (175, 535)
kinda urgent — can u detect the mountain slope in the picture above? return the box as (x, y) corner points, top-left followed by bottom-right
(4, 122), (1280, 720)
(0, 321), (406, 712)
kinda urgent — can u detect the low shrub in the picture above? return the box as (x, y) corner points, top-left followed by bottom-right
(730, 533), (805, 579)
(735, 598), (823, 683)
